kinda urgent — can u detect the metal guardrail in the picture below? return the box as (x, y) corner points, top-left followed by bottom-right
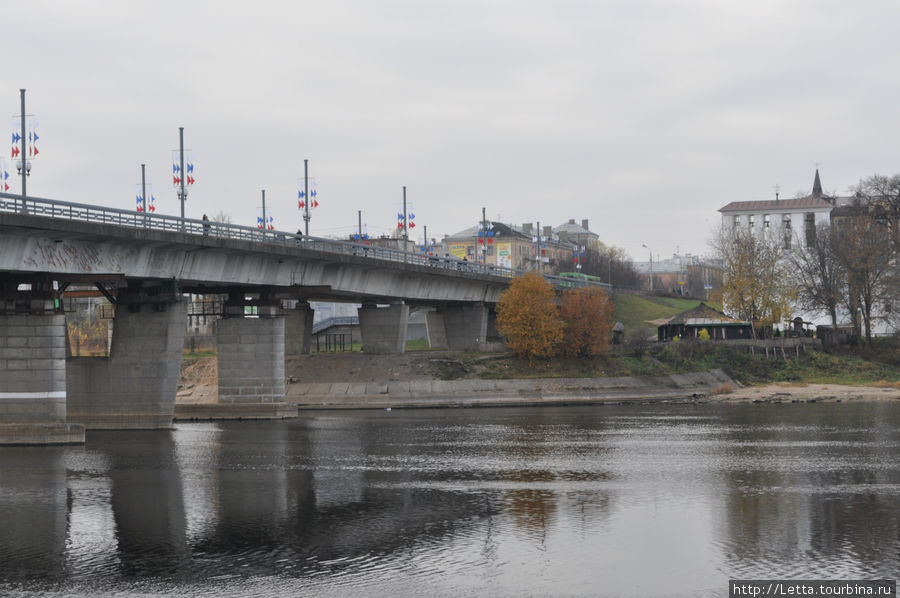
(0, 192), (606, 290)
(312, 316), (359, 334)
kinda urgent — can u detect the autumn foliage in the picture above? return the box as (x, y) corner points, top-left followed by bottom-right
(495, 273), (563, 364)
(558, 287), (615, 358)
(496, 274), (614, 362)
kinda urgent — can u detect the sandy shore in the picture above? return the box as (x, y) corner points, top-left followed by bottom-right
(708, 383), (900, 404)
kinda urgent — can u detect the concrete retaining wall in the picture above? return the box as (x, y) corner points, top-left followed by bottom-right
(290, 369), (735, 409)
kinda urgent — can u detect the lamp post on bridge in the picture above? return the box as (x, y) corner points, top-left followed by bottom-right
(14, 88), (36, 211)
(172, 127), (194, 229)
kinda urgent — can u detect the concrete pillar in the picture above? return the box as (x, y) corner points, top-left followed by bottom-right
(0, 309), (84, 444)
(284, 302), (314, 356)
(358, 303), (409, 354)
(67, 298), (187, 429)
(442, 303), (488, 351)
(425, 310), (448, 349)
(217, 316), (285, 403)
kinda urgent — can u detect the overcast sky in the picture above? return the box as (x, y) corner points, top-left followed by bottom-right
(6, 1), (900, 262)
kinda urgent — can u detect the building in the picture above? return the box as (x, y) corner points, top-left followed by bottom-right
(553, 218), (599, 250)
(441, 221), (575, 273)
(634, 253), (722, 296)
(718, 169), (840, 250)
(653, 303), (752, 341)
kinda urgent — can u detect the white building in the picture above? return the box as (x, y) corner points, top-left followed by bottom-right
(718, 170), (838, 250)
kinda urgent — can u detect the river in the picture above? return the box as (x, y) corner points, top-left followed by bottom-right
(1, 402), (898, 597)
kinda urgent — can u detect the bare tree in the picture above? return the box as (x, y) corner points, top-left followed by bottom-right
(833, 212), (894, 346)
(852, 173), (900, 249)
(791, 222), (844, 330)
(212, 211), (233, 224)
(581, 244), (640, 288)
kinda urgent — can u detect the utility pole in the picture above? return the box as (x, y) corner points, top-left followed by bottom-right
(642, 244), (653, 292)
(141, 164), (147, 213)
(358, 210), (362, 239)
(423, 225), (428, 254)
(536, 220), (542, 274)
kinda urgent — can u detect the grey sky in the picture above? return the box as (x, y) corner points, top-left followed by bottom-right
(7, 1), (900, 262)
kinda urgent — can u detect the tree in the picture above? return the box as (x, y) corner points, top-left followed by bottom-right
(495, 273), (562, 364)
(580, 244), (640, 288)
(833, 212), (895, 345)
(558, 287), (615, 357)
(212, 211), (233, 224)
(852, 173), (900, 249)
(791, 222), (844, 331)
(710, 225), (795, 337)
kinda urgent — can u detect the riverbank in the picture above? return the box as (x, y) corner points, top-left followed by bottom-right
(176, 353), (900, 412)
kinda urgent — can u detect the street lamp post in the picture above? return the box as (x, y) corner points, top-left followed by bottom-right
(642, 244), (653, 292)
(19, 89), (26, 203)
(14, 89), (35, 211)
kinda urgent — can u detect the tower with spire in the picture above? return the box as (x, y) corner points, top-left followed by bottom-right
(812, 168), (823, 198)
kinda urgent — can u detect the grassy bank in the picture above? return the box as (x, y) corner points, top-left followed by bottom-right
(456, 341), (900, 387)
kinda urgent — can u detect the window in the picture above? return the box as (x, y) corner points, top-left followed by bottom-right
(805, 213), (816, 245)
(733, 215), (740, 227)
(749, 215), (755, 229)
(782, 215), (792, 250)
(764, 214), (770, 228)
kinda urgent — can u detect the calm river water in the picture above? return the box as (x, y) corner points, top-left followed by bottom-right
(1, 403), (898, 597)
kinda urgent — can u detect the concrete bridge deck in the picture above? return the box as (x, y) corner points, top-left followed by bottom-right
(0, 193), (608, 444)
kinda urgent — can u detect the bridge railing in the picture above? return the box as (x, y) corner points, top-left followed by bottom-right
(0, 192), (608, 290)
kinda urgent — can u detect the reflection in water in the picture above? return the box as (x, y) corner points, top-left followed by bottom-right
(719, 403), (900, 579)
(0, 403), (896, 597)
(0, 448), (69, 582)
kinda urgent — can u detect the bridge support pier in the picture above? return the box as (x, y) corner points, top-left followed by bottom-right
(284, 301), (314, 356)
(442, 303), (489, 351)
(358, 303), (409, 354)
(67, 283), (186, 429)
(425, 310), (448, 349)
(0, 278), (84, 444)
(217, 306), (286, 404)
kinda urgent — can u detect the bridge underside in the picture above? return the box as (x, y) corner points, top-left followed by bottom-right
(0, 210), (514, 444)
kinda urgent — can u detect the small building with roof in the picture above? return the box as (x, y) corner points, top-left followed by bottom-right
(653, 303), (752, 341)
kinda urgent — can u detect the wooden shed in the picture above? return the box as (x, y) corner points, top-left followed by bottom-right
(656, 303), (752, 341)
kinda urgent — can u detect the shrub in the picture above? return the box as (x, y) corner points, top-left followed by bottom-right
(495, 273), (563, 365)
(558, 287), (615, 358)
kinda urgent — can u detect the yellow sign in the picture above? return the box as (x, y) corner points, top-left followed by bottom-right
(450, 244), (468, 260)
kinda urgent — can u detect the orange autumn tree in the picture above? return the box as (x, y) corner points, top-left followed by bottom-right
(495, 273), (563, 364)
(559, 287), (615, 357)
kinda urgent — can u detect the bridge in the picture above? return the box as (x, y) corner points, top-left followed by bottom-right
(0, 192), (603, 444)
